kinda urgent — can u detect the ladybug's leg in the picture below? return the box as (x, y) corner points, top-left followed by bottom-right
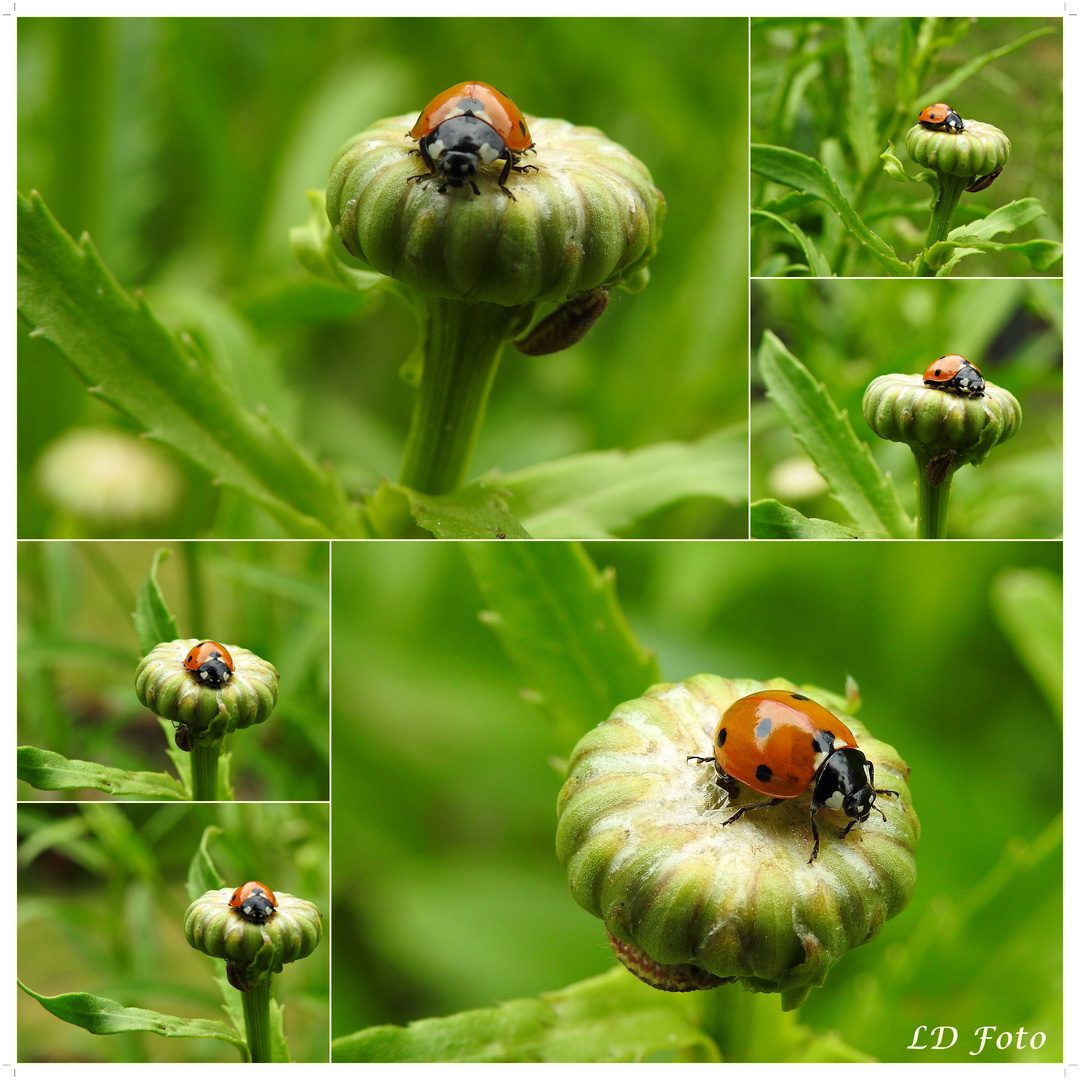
(722, 797), (783, 827)
(497, 153), (518, 200)
(686, 755), (715, 765)
(808, 807), (823, 864)
(407, 141), (439, 185)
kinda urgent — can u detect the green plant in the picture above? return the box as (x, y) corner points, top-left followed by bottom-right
(750, 278), (1061, 539)
(751, 17), (1062, 277)
(17, 541), (329, 801)
(17, 804), (329, 1062)
(329, 541), (1061, 1061)
(18, 18), (748, 539)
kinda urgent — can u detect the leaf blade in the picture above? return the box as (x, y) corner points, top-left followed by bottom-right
(461, 542), (660, 754)
(17, 190), (360, 537)
(757, 331), (913, 538)
(17, 746), (188, 799)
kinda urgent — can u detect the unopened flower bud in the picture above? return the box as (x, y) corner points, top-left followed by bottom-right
(556, 675), (918, 1010)
(863, 371), (1021, 475)
(185, 886), (322, 991)
(135, 639), (279, 749)
(906, 118), (1010, 189)
(326, 115), (664, 308)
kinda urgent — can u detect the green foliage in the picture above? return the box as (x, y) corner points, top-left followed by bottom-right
(17, 541), (329, 801)
(756, 331), (913, 537)
(18, 803), (329, 1062)
(133, 549), (179, 655)
(17, 981), (251, 1060)
(330, 541), (1061, 1061)
(18, 17), (749, 538)
(17, 746), (188, 799)
(462, 543), (661, 755)
(751, 279), (1062, 538)
(334, 967), (714, 1063)
(751, 17), (1062, 276)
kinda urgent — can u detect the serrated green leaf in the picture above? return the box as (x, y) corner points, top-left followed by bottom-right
(186, 825), (226, 900)
(17, 746), (189, 799)
(366, 480), (532, 539)
(497, 428), (747, 539)
(751, 145), (912, 275)
(953, 197), (1046, 240)
(750, 211), (832, 277)
(332, 966), (714, 1063)
(133, 548), (179, 655)
(928, 201), (1063, 274)
(17, 980), (250, 1059)
(17, 190), (362, 538)
(462, 542), (660, 754)
(750, 499), (862, 539)
(757, 331), (914, 538)
(991, 568), (1063, 723)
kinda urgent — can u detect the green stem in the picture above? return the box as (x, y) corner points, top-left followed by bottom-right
(912, 447), (954, 539)
(191, 743), (220, 800)
(398, 297), (522, 495)
(916, 173), (966, 277)
(699, 983), (796, 1061)
(240, 979), (273, 1063)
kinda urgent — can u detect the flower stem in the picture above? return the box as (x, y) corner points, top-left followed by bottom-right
(916, 173), (966, 277)
(240, 979), (273, 1063)
(915, 466), (952, 539)
(699, 983), (792, 1061)
(398, 298), (522, 495)
(191, 744), (220, 800)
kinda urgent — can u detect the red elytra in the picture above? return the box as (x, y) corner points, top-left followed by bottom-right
(183, 641), (234, 672)
(918, 103), (952, 125)
(230, 880), (277, 909)
(410, 81), (532, 151)
(711, 690), (858, 799)
(922, 354), (980, 383)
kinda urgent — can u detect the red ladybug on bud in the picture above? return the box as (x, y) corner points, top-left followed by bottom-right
(409, 81), (537, 199)
(689, 690), (899, 864)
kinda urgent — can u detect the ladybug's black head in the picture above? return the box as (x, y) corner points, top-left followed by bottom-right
(424, 114), (507, 182)
(813, 747), (881, 822)
(196, 658), (232, 689)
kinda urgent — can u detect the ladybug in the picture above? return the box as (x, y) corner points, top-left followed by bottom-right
(229, 881), (277, 923)
(408, 81), (537, 199)
(688, 690), (899, 864)
(922, 354), (985, 397)
(183, 641), (234, 689)
(918, 102), (964, 134)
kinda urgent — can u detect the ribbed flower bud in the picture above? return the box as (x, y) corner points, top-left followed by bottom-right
(906, 119), (1009, 187)
(135, 639), (279, 749)
(863, 372), (1021, 474)
(326, 115), (664, 307)
(556, 675), (918, 1010)
(184, 887), (322, 991)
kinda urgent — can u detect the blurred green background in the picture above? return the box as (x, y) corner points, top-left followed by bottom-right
(330, 540), (1061, 1062)
(751, 17), (1063, 276)
(17, 541), (329, 801)
(17, 802), (329, 1062)
(751, 278), (1062, 538)
(18, 17), (748, 539)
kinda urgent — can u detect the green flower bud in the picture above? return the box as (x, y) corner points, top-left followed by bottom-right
(184, 887), (323, 991)
(863, 372), (1021, 475)
(135, 639), (279, 749)
(326, 115), (664, 308)
(906, 118), (1010, 185)
(556, 675), (918, 1010)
